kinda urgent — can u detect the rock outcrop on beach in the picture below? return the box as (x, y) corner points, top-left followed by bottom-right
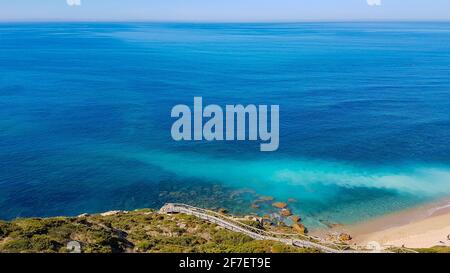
(218, 208), (228, 214)
(280, 209), (293, 217)
(338, 233), (352, 242)
(100, 210), (128, 217)
(292, 223), (307, 234)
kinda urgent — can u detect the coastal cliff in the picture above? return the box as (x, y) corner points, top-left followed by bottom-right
(0, 209), (318, 253)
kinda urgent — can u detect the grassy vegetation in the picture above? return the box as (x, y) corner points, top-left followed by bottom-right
(415, 246), (450, 253)
(0, 209), (318, 253)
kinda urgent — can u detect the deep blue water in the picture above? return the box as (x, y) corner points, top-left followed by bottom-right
(1, 22), (450, 228)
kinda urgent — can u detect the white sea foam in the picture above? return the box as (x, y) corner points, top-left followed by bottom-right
(427, 202), (450, 216)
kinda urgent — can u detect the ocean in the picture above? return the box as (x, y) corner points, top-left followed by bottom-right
(1, 22), (450, 229)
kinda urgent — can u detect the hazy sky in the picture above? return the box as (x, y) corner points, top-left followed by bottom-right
(1, 0), (450, 22)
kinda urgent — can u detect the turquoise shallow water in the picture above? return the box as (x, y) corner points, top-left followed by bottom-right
(1, 22), (450, 228)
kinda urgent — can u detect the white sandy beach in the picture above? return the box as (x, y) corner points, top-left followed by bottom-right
(350, 199), (450, 249)
(313, 198), (450, 249)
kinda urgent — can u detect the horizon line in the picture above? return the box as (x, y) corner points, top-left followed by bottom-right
(1, 19), (450, 24)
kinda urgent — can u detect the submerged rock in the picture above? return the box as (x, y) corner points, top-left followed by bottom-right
(291, 215), (301, 223)
(328, 223), (344, 229)
(258, 196), (274, 202)
(272, 202), (288, 209)
(319, 219), (344, 229)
